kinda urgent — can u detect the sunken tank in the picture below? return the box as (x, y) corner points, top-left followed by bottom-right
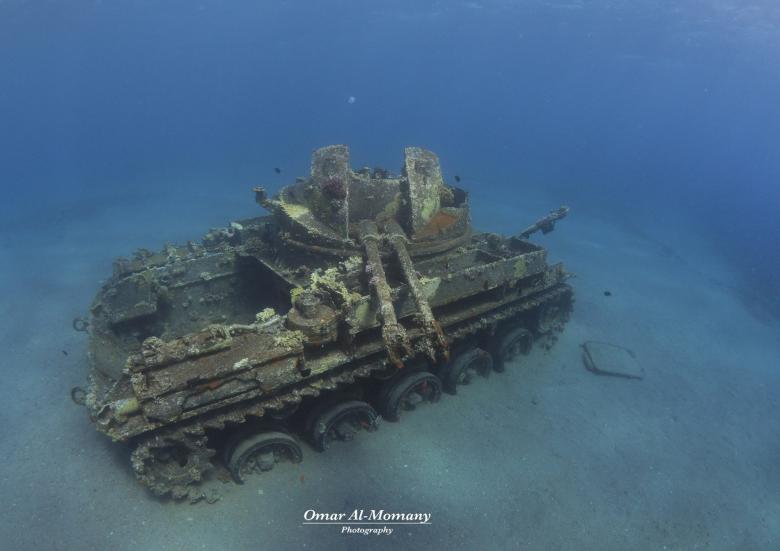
(76, 145), (573, 501)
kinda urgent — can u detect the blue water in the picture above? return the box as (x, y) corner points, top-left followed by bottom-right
(1, 2), (779, 549)
(3, 1), (778, 314)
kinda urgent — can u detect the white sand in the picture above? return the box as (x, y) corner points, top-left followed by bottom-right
(0, 189), (778, 550)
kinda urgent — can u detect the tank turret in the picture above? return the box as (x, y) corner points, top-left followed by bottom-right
(254, 145), (471, 257)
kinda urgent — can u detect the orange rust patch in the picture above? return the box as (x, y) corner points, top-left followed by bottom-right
(414, 211), (458, 239)
(197, 379), (223, 392)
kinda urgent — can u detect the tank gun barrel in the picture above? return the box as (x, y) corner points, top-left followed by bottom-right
(518, 206), (569, 239)
(357, 220), (412, 369)
(253, 186), (269, 208)
(384, 220), (450, 363)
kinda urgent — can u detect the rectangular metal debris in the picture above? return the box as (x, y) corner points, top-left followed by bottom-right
(582, 341), (644, 380)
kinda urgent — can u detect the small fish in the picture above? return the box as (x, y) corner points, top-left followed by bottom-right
(454, 175), (461, 183)
(274, 167), (281, 174)
(604, 290), (612, 297)
(62, 350), (68, 356)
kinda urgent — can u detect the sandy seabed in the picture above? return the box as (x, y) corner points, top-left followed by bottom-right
(1, 189), (778, 551)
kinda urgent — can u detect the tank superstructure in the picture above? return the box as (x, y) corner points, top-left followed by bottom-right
(77, 145), (573, 501)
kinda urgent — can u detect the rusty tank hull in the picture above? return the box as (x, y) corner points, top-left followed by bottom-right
(78, 145), (573, 500)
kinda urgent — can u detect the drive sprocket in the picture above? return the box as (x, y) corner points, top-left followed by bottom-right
(131, 426), (215, 500)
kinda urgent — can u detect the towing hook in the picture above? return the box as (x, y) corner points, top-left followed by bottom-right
(70, 387), (87, 406)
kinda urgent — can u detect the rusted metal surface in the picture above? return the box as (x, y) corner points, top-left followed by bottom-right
(385, 219), (449, 362)
(401, 146), (444, 235)
(358, 219), (412, 368)
(77, 145), (574, 499)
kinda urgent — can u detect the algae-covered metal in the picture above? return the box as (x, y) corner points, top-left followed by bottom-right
(77, 145), (573, 501)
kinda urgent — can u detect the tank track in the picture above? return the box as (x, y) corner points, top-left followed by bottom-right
(130, 284), (572, 499)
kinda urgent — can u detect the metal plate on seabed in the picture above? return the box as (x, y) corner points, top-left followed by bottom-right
(581, 341), (644, 380)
